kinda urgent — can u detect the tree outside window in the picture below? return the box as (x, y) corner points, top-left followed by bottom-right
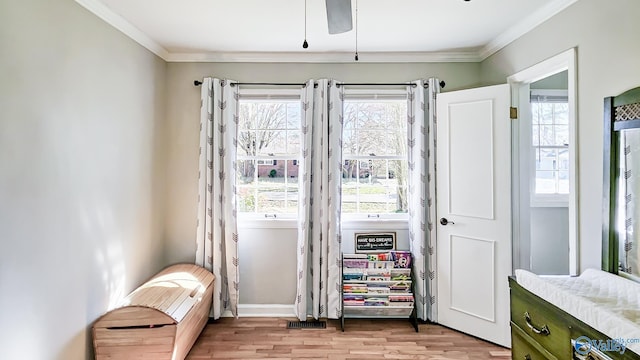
(237, 99), (301, 215)
(342, 97), (408, 216)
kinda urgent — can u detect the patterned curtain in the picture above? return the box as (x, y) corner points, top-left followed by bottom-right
(196, 78), (240, 319)
(408, 78), (440, 321)
(295, 79), (344, 320)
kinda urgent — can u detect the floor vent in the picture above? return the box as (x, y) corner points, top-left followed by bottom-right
(286, 320), (326, 329)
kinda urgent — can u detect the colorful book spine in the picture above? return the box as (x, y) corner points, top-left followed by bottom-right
(364, 298), (388, 306)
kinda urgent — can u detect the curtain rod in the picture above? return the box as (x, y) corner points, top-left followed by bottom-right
(340, 81), (445, 88)
(193, 80), (305, 87)
(337, 83), (417, 88)
(193, 80), (445, 89)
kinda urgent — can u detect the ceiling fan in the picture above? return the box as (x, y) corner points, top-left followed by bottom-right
(325, 0), (353, 34)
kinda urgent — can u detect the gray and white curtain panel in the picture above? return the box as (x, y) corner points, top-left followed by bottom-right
(407, 78), (441, 322)
(196, 77), (240, 319)
(295, 79), (344, 320)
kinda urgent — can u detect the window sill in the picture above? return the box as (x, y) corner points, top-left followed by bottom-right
(530, 200), (569, 208)
(341, 218), (409, 230)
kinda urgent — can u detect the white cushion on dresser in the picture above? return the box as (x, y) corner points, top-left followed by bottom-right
(515, 268), (640, 355)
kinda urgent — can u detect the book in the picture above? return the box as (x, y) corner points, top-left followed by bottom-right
(344, 253), (368, 259)
(367, 252), (393, 261)
(343, 285), (368, 293)
(392, 251), (412, 268)
(344, 300), (365, 306)
(367, 287), (390, 294)
(388, 295), (414, 302)
(369, 261), (395, 269)
(343, 273), (365, 281)
(344, 259), (368, 268)
(389, 282), (411, 293)
(390, 274), (410, 281)
(364, 298), (388, 306)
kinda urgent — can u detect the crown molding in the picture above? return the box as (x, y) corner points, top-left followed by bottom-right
(164, 51), (482, 63)
(479, 0), (580, 61)
(74, 0), (169, 60)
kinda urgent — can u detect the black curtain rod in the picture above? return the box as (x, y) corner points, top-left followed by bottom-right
(193, 80), (305, 87)
(233, 82), (307, 87)
(337, 83), (417, 88)
(193, 80), (445, 89)
(339, 81), (445, 88)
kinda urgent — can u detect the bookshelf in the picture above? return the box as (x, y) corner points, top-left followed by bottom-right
(340, 252), (419, 332)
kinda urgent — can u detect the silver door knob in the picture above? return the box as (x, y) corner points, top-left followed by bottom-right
(440, 218), (455, 225)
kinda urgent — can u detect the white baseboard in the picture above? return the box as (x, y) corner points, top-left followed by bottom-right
(221, 304), (296, 318)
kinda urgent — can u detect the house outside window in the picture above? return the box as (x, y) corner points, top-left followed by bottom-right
(236, 90), (301, 217)
(530, 89), (569, 205)
(341, 90), (409, 219)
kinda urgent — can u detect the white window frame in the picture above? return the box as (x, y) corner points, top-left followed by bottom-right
(257, 159), (275, 166)
(341, 89), (410, 222)
(529, 89), (569, 207)
(236, 88), (302, 222)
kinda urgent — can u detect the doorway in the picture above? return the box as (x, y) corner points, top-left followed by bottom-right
(508, 48), (579, 276)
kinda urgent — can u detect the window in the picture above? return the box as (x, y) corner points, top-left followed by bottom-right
(236, 90), (301, 217)
(341, 91), (409, 218)
(530, 89), (569, 204)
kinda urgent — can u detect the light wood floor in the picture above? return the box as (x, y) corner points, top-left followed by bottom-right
(187, 318), (511, 359)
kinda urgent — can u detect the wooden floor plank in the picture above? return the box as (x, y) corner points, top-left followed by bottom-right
(187, 318), (511, 359)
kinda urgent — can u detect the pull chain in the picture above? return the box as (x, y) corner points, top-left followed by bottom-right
(354, 0), (359, 61)
(302, 0), (309, 48)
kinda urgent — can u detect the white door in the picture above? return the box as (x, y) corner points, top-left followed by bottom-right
(436, 84), (512, 347)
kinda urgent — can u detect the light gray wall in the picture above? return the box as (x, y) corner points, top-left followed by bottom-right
(530, 70), (568, 90)
(480, 0), (640, 272)
(238, 227), (297, 304)
(0, 1), (167, 359)
(530, 207), (570, 275)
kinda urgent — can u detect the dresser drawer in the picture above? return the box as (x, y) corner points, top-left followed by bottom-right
(510, 284), (571, 358)
(512, 322), (557, 360)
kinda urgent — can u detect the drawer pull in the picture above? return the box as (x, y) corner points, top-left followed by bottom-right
(524, 311), (550, 336)
(524, 355), (532, 360)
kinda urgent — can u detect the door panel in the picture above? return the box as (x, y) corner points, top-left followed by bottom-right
(436, 84), (511, 347)
(448, 99), (495, 219)
(449, 235), (495, 322)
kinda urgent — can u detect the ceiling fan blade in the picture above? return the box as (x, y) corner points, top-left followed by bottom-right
(325, 0), (353, 34)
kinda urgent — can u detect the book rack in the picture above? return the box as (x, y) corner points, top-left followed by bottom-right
(340, 252), (419, 332)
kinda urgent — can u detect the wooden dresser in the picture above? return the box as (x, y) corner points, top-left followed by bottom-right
(509, 276), (640, 360)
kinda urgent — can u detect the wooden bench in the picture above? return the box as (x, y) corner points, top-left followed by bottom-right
(93, 264), (215, 360)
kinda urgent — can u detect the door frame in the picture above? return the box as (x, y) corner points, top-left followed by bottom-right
(507, 48), (579, 276)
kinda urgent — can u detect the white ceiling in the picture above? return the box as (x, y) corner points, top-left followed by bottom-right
(76, 0), (578, 62)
